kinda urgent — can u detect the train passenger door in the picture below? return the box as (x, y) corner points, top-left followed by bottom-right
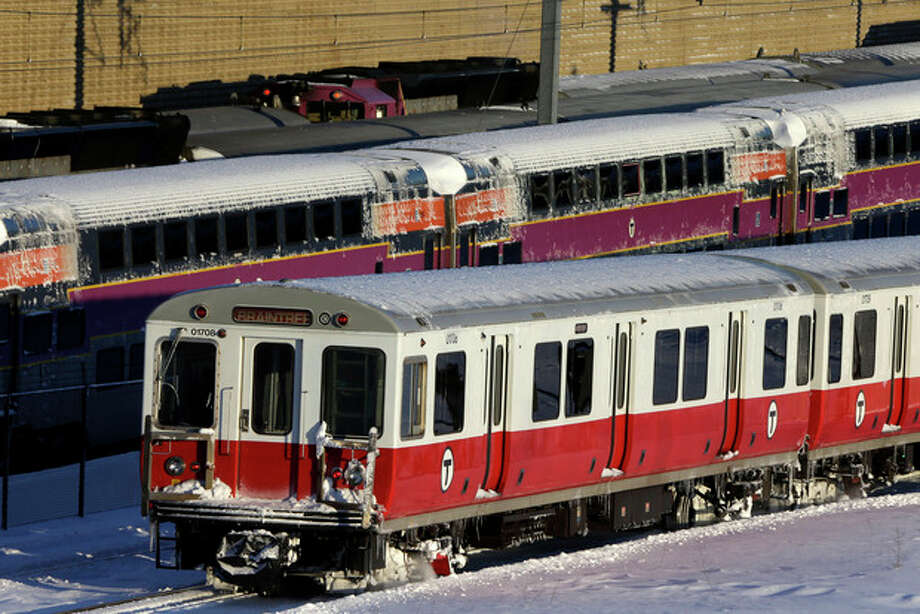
(236, 337), (302, 499)
(481, 335), (509, 493)
(719, 312), (744, 456)
(887, 296), (910, 427)
(607, 322), (633, 472)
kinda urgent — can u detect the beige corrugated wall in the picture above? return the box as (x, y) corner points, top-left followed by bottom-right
(0, 0), (918, 114)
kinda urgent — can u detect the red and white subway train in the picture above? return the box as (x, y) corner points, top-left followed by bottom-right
(143, 236), (920, 590)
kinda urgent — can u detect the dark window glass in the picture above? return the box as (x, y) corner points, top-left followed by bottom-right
(96, 346), (124, 384)
(599, 163), (618, 200)
(341, 199), (363, 236)
(195, 216), (219, 257)
(565, 339), (593, 417)
(615, 331), (628, 409)
(23, 313), (52, 354)
(665, 155), (683, 191)
(434, 351), (465, 435)
(532, 341), (561, 421)
(575, 167), (597, 204)
(893, 123), (908, 159)
(852, 310), (877, 380)
(796, 315), (812, 386)
(770, 184), (780, 219)
(0, 303), (9, 343)
(401, 358), (427, 439)
(479, 244), (499, 266)
(763, 317), (787, 390)
(98, 229), (124, 271)
(285, 205), (307, 244)
(531, 173), (551, 216)
(322, 346), (386, 438)
(254, 210), (277, 249)
(502, 241), (522, 265)
(128, 342), (144, 380)
(653, 329), (679, 405)
(225, 212), (249, 253)
(832, 188), (848, 217)
(854, 128), (872, 163)
(553, 170), (573, 208)
(911, 120), (920, 154)
(131, 225), (156, 267)
(57, 309), (85, 350)
(895, 304), (906, 373)
(163, 221), (188, 262)
(828, 313), (843, 384)
(909, 209), (920, 235)
(622, 163), (639, 195)
(814, 192), (831, 220)
(314, 202), (335, 240)
(874, 126), (891, 162)
(252, 343), (294, 435)
(682, 326), (708, 401)
(799, 177), (811, 213)
(732, 206), (740, 235)
(492, 346), (505, 426)
(706, 150), (725, 185)
(729, 320), (740, 393)
(157, 340), (216, 427)
(686, 153), (704, 189)
(643, 159), (662, 195)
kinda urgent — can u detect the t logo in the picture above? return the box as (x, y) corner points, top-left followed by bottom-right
(440, 447), (455, 492)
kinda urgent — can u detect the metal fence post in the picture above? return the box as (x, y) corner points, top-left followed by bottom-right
(2, 394), (9, 530)
(79, 366), (87, 518)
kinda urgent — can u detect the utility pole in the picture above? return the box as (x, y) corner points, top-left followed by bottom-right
(537, 0), (561, 125)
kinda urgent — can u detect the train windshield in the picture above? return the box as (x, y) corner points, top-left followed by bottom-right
(157, 340), (217, 428)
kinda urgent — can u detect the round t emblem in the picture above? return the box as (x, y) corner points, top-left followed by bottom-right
(855, 390), (866, 428)
(440, 447), (455, 492)
(767, 401), (778, 439)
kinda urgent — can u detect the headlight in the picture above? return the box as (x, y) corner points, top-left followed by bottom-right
(345, 459), (365, 488)
(164, 456), (186, 477)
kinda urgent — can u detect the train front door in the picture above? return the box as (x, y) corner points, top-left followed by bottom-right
(887, 296), (911, 427)
(481, 334), (509, 493)
(607, 322), (633, 472)
(719, 312), (745, 456)
(236, 338), (302, 499)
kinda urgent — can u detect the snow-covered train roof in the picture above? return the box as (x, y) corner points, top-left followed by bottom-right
(0, 153), (380, 230)
(388, 112), (747, 175)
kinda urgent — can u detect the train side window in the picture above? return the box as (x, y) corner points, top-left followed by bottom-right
(313, 202), (335, 240)
(874, 125), (891, 162)
(796, 315), (812, 386)
(686, 153), (704, 189)
(341, 199), (363, 237)
(575, 167), (597, 205)
(434, 351), (466, 435)
(322, 346), (386, 438)
(131, 225), (157, 267)
(98, 228), (125, 271)
(195, 216), (219, 257)
(814, 192), (831, 220)
(284, 205), (308, 245)
(854, 128), (872, 164)
(615, 331), (628, 410)
(254, 209), (278, 250)
(530, 173), (551, 217)
(252, 342), (294, 435)
(157, 340), (216, 428)
(492, 345), (505, 426)
(565, 339), (593, 417)
(0, 303), (9, 343)
(57, 308), (85, 350)
(128, 342), (144, 380)
(706, 150), (724, 185)
(401, 357), (427, 439)
(225, 212), (249, 253)
(852, 310), (877, 380)
(643, 159), (662, 195)
(163, 221), (188, 262)
(532, 341), (561, 421)
(665, 155), (683, 192)
(622, 163), (639, 196)
(553, 170), (573, 209)
(828, 313), (843, 384)
(798, 176), (812, 213)
(895, 304), (905, 373)
(769, 184), (780, 219)
(653, 329), (679, 405)
(682, 326), (708, 401)
(22, 313), (52, 354)
(832, 188), (848, 217)
(911, 120), (920, 154)
(599, 163), (618, 201)
(763, 317), (787, 390)
(96, 346), (124, 383)
(893, 123), (908, 159)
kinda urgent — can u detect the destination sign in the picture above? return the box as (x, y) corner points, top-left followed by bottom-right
(232, 306), (313, 326)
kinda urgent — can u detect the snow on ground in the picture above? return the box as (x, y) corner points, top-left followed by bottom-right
(2, 488), (920, 612)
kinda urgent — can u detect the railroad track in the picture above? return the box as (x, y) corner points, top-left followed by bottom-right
(62, 584), (254, 613)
